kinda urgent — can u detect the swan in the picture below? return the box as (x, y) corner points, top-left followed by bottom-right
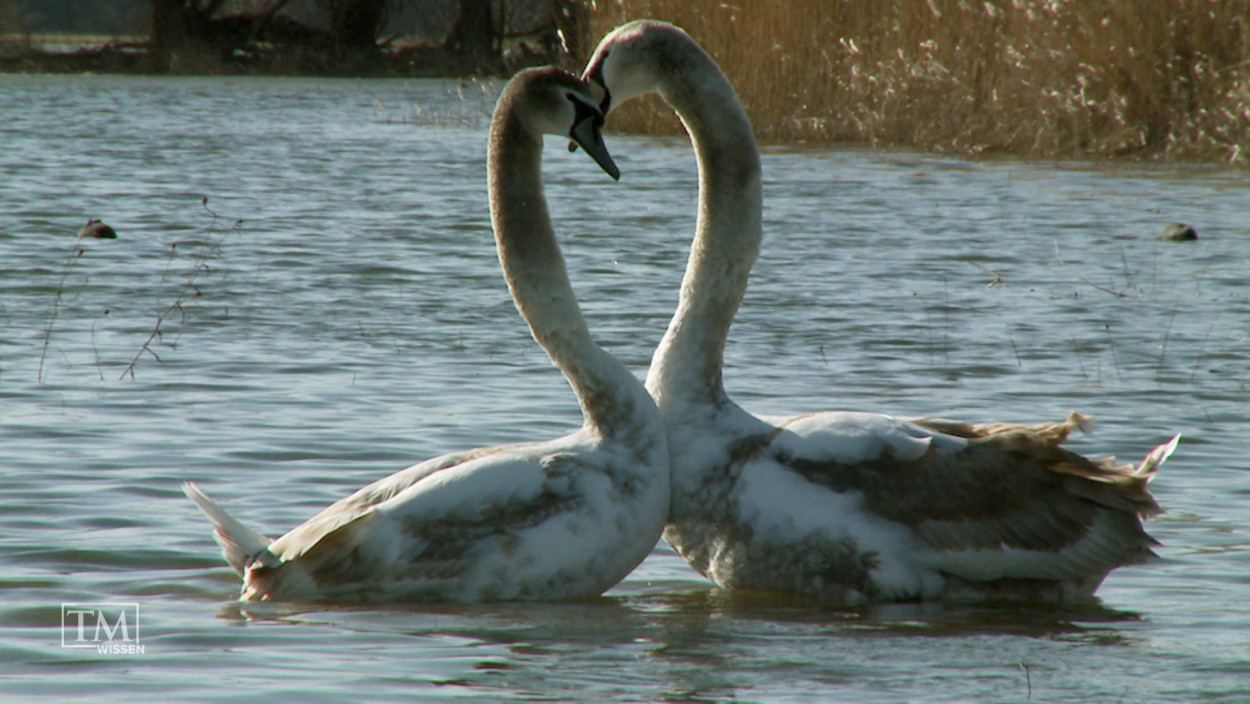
(183, 67), (668, 603)
(583, 20), (1179, 603)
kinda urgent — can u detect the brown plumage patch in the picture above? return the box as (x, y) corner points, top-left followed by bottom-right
(914, 412), (1162, 518)
(289, 469), (583, 597)
(777, 412), (1163, 556)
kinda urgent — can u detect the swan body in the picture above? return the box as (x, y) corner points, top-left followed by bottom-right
(584, 20), (1176, 603)
(184, 67), (668, 603)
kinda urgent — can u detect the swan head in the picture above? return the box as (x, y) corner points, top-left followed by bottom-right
(502, 66), (620, 181)
(582, 20), (696, 116)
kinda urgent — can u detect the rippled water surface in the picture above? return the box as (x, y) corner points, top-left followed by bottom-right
(1, 74), (1248, 702)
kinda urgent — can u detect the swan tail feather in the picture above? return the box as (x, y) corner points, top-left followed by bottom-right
(183, 482), (279, 577)
(1136, 434), (1180, 480)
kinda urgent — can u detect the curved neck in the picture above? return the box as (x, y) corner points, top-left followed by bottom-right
(644, 53), (763, 410)
(488, 111), (643, 436)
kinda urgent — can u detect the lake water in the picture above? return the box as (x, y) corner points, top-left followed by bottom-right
(1, 73), (1247, 702)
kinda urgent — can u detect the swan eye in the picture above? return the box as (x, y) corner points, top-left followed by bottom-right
(566, 92), (605, 129)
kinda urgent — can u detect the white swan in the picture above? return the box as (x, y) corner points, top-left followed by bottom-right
(183, 67), (668, 603)
(583, 20), (1178, 603)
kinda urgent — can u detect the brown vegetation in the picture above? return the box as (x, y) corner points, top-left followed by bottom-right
(587, 1), (1250, 163)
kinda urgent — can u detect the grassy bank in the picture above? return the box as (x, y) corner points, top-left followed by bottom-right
(586, 1), (1250, 163)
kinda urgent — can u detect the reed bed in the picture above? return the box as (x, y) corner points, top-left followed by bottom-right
(585, 0), (1250, 163)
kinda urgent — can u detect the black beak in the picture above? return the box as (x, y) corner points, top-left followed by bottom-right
(568, 97), (620, 181)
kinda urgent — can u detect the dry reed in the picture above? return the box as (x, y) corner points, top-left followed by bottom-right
(585, 0), (1250, 163)
(120, 197), (242, 380)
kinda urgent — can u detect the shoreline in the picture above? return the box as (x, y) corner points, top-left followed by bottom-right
(0, 43), (517, 79)
(6, 15), (1246, 168)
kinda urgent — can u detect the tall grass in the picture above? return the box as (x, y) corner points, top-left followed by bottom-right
(585, 1), (1250, 163)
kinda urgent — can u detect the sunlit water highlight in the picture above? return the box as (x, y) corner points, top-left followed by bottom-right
(1, 74), (1248, 702)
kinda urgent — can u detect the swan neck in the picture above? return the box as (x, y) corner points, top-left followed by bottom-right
(488, 109), (643, 436)
(645, 50), (763, 409)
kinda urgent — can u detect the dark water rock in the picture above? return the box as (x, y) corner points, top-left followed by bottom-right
(1160, 223), (1197, 241)
(77, 219), (117, 239)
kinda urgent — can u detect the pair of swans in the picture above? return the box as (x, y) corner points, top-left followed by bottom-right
(186, 21), (1176, 604)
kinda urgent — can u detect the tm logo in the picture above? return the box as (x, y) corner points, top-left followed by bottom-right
(61, 603), (145, 655)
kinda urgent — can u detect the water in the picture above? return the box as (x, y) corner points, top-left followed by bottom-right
(1, 73), (1248, 702)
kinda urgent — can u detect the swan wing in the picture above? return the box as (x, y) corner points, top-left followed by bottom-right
(268, 445), (512, 557)
(753, 411), (1169, 583)
(256, 435), (638, 600)
(269, 442), (556, 562)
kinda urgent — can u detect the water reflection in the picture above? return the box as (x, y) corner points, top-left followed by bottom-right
(196, 583), (1148, 702)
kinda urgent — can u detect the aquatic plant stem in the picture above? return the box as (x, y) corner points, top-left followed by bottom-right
(38, 247), (86, 383)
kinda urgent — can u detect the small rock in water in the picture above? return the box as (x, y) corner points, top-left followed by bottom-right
(77, 219), (117, 239)
(1160, 223), (1197, 241)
